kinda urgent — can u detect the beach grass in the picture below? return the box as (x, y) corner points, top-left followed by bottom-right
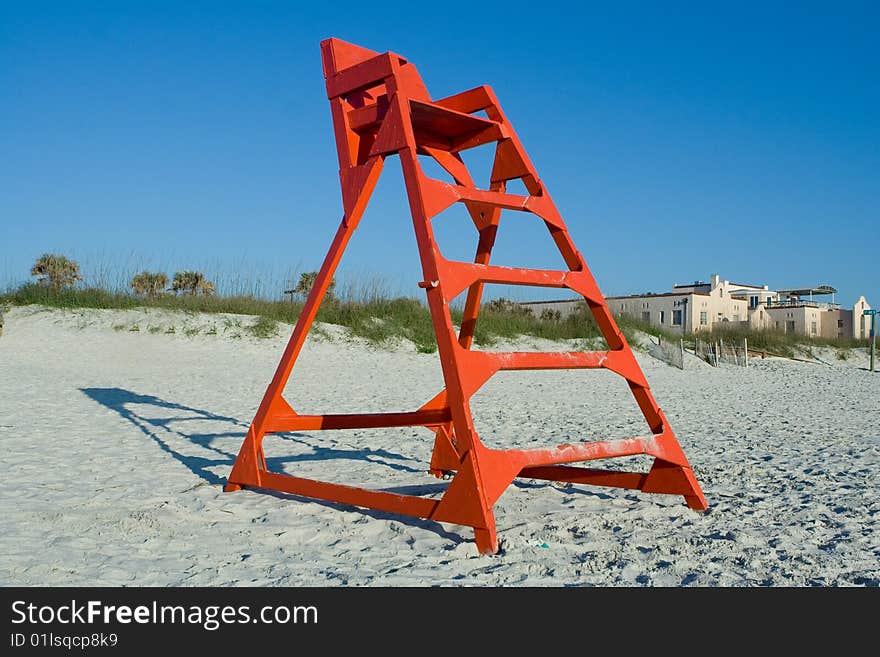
(695, 324), (866, 356)
(1, 283), (603, 352)
(1, 282), (866, 354)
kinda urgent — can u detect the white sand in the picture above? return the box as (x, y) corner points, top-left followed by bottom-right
(1, 305), (877, 586)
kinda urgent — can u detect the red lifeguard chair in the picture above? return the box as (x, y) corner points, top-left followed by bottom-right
(225, 39), (707, 553)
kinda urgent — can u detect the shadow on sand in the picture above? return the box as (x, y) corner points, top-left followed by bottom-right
(80, 387), (463, 543)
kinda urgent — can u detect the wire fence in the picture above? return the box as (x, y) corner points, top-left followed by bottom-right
(647, 335), (685, 369)
(694, 337), (749, 367)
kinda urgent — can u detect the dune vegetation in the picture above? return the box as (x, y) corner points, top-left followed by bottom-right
(1, 254), (869, 356)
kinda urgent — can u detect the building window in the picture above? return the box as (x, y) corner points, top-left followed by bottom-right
(837, 320), (844, 328)
(786, 320), (796, 333)
(673, 310), (682, 326)
(659, 310), (665, 324)
(642, 311), (651, 323)
(750, 295), (758, 308)
(700, 311), (707, 325)
(733, 313), (739, 322)
(811, 321), (817, 335)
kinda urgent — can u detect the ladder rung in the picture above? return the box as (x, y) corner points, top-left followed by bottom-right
(264, 408), (451, 433)
(455, 349), (646, 397)
(482, 350), (612, 371)
(455, 186), (530, 211)
(432, 183), (565, 230)
(518, 466), (648, 490)
(515, 436), (658, 467)
(259, 471), (439, 519)
(437, 257), (594, 301)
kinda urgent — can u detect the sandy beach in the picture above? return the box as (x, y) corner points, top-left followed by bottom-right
(0, 305), (877, 586)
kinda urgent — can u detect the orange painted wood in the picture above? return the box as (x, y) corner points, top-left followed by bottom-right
(225, 38), (708, 554)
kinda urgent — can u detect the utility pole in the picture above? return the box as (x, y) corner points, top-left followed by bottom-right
(865, 309), (877, 372)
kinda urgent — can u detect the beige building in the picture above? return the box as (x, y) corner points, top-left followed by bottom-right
(518, 274), (871, 339)
(853, 296), (872, 339)
(744, 289), (870, 339)
(603, 274), (753, 333)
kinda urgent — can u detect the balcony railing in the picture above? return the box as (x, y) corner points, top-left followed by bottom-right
(764, 299), (840, 310)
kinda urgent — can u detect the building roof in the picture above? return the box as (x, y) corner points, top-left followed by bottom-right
(605, 291), (710, 300)
(727, 282), (767, 290)
(514, 298), (580, 305)
(729, 290), (774, 298)
(776, 285), (837, 296)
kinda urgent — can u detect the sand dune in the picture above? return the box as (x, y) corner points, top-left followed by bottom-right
(0, 305), (877, 586)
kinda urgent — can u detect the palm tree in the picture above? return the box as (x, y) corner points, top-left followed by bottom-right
(195, 278), (215, 296)
(130, 271), (169, 297)
(30, 254), (83, 290)
(293, 271), (335, 300)
(171, 271), (215, 296)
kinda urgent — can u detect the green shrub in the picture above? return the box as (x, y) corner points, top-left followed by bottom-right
(247, 315), (279, 339)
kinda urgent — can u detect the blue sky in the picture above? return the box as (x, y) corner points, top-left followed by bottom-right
(2, 2), (877, 306)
